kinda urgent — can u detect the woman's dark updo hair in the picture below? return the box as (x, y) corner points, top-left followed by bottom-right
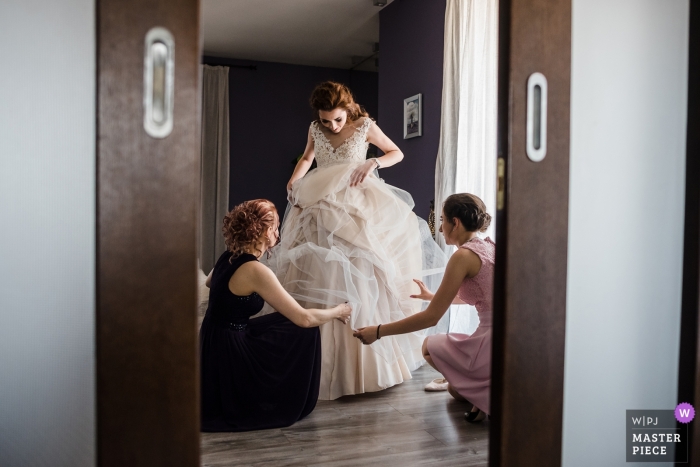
(309, 81), (369, 122)
(222, 199), (278, 258)
(443, 193), (491, 233)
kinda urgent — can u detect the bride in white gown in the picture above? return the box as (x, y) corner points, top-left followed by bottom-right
(256, 81), (446, 400)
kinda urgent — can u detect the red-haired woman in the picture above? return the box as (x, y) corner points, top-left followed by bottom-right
(199, 199), (351, 432)
(260, 82), (446, 400)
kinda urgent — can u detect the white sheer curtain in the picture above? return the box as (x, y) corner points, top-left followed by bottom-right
(199, 65), (230, 274)
(434, 0), (498, 333)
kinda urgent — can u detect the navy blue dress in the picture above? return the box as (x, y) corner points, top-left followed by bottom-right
(199, 251), (322, 432)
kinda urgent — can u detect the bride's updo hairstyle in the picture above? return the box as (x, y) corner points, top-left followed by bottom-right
(309, 81), (369, 122)
(222, 199), (278, 258)
(443, 193), (492, 233)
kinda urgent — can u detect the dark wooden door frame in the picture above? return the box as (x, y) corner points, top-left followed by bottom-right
(96, 0), (201, 465)
(490, 0), (571, 465)
(677, 0), (700, 464)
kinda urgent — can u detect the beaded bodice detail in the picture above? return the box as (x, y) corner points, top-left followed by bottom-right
(310, 117), (372, 168)
(457, 237), (495, 325)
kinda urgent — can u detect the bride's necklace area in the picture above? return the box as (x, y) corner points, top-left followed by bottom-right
(319, 121), (359, 144)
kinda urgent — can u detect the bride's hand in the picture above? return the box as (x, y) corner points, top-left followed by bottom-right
(335, 303), (352, 324)
(410, 279), (435, 301)
(353, 326), (378, 345)
(286, 182), (300, 207)
(349, 160), (377, 187)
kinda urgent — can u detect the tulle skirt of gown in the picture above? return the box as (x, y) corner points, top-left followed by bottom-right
(257, 161), (446, 400)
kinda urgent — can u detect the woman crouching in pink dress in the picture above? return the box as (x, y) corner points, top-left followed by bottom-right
(353, 193), (494, 422)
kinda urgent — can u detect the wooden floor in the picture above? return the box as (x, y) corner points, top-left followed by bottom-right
(200, 366), (489, 466)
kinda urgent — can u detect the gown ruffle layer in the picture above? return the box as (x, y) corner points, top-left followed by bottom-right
(258, 158), (446, 400)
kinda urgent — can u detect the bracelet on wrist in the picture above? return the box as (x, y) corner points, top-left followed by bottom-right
(373, 158), (381, 169)
(376, 324), (382, 340)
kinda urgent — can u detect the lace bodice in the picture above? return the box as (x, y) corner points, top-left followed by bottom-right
(457, 237), (495, 325)
(310, 117), (372, 168)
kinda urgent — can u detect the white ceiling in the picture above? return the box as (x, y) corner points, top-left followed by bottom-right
(201, 0), (393, 72)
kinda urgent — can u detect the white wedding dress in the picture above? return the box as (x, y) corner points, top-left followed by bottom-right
(257, 117), (446, 400)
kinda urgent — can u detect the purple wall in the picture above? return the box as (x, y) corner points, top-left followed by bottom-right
(378, 0), (446, 218)
(203, 56), (378, 216)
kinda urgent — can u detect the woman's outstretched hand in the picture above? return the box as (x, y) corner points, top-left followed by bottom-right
(410, 279), (435, 301)
(336, 303), (352, 324)
(349, 160), (377, 187)
(353, 326), (378, 345)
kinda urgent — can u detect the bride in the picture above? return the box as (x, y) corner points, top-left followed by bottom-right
(258, 81), (445, 400)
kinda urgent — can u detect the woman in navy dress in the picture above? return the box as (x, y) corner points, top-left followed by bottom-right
(200, 199), (352, 432)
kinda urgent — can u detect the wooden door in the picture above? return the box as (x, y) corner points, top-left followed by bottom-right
(96, 0), (201, 465)
(490, 0), (571, 465)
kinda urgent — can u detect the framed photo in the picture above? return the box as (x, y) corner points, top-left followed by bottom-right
(403, 93), (422, 139)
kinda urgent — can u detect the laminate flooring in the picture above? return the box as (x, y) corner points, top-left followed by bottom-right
(200, 365), (489, 466)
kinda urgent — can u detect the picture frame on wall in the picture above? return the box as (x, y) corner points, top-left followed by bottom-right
(403, 93), (422, 139)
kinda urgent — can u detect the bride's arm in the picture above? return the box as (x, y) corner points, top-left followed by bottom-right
(245, 261), (351, 328)
(366, 120), (403, 168)
(349, 119), (404, 186)
(287, 127), (316, 191)
(353, 249), (478, 344)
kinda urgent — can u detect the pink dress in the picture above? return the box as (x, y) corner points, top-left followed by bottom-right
(426, 237), (495, 414)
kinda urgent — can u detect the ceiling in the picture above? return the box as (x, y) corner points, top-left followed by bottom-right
(201, 0), (394, 72)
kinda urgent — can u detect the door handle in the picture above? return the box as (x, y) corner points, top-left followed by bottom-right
(526, 72), (547, 162)
(144, 27), (174, 138)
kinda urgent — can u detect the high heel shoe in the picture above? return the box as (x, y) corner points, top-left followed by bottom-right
(464, 408), (486, 423)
